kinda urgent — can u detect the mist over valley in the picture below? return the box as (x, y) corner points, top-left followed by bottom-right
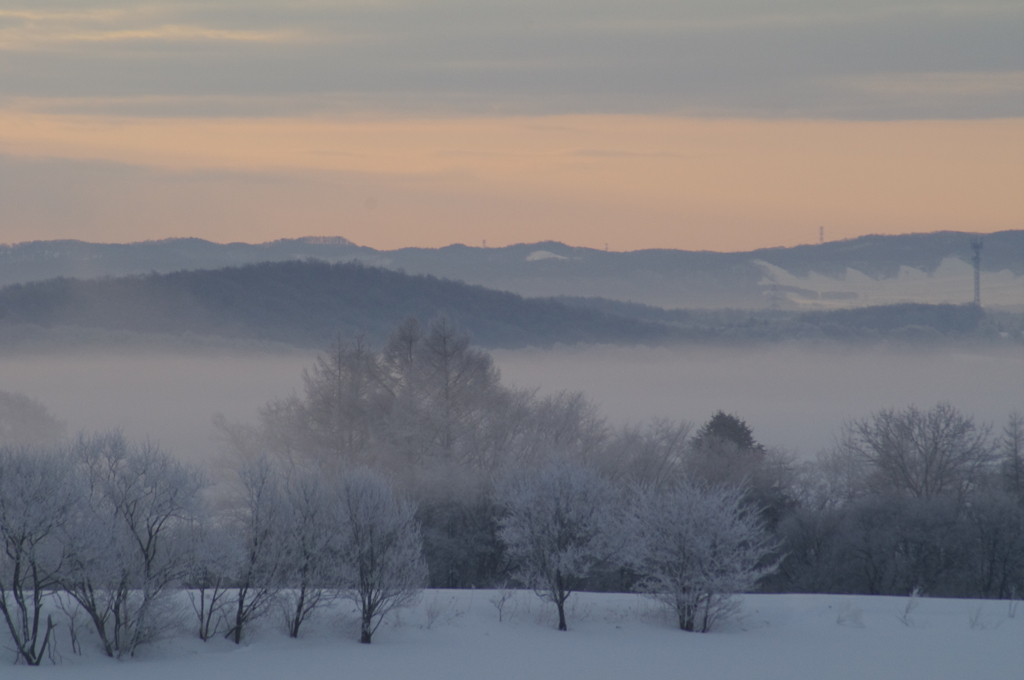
(0, 341), (1019, 467)
(0, 232), (1020, 462)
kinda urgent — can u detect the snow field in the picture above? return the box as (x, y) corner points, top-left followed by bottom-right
(5, 590), (1022, 680)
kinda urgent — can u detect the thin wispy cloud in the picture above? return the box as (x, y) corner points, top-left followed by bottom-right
(0, 0), (1019, 118)
(0, 5), (308, 50)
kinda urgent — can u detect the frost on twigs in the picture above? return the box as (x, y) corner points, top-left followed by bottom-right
(0, 447), (80, 665)
(497, 461), (625, 632)
(58, 432), (206, 658)
(337, 470), (427, 644)
(631, 482), (779, 633)
(489, 583), (517, 623)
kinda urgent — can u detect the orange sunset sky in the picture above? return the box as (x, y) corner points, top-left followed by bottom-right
(1, 1), (1021, 252)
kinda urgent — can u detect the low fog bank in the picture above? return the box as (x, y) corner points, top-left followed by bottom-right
(0, 343), (1019, 463)
(492, 344), (1024, 457)
(0, 349), (315, 466)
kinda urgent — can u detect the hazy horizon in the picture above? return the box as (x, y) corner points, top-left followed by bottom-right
(2, 228), (1021, 254)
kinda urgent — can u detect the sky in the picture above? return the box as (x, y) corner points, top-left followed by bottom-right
(0, 0), (1021, 252)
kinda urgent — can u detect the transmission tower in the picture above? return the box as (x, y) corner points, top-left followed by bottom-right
(970, 237), (983, 306)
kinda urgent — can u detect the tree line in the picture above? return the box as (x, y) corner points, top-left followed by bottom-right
(1, 316), (1022, 664)
(0, 433), (775, 664)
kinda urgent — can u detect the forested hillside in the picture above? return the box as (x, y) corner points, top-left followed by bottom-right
(1, 231), (1020, 309)
(0, 260), (679, 349)
(0, 260), (1016, 351)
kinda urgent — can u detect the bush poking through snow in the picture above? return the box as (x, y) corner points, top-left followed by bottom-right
(897, 588), (921, 627)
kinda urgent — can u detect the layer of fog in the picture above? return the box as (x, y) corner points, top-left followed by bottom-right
(0, 350), (316, 467)
(491, 344), (1024, 457)
(0, 344), (1020, 464)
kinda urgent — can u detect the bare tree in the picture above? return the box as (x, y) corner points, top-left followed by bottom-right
(392, 316), (503, 469)
(184, 521), (241, 641)
(337, 470), (426, 643)
(963, 493), (1024, 599)
(511, 391), (609, 469)
(497, 461), (623, 631)
(278, 466), (345, 638)
(836, 402), (996, 504)
(632, 482), (778, 632)
(601, 419), (690, 491)
(0, 447), (80, 664)
(60, 433), (205, 657)
(224, 454), (289, 644)
(252, 336), (393, 469)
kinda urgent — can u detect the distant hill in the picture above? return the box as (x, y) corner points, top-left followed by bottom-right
(555, 297), (1015, 344)
(1, 231), (1020, 310)
(0, 260), (681, 350)
(0, 261), (1014, 353)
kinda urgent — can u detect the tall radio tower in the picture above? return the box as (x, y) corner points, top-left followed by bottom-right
(970, 237), (983, 306)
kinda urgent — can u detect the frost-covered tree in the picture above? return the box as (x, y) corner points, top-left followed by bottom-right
(264, 336), (392, 466)
(184, 521), (241, 642)
(497, 461), (623, 631)
(509, 391), (609, 470)
(632, 482), (778, 632)
(386, 316), (505, 471)
(278, 467), (345, 638)
(337, 470), (426, 643)
(60, 433), (205, 657)
(601, 419), (690, 491)
(0, 447), (81, 665)
(224, 454), (289, 644)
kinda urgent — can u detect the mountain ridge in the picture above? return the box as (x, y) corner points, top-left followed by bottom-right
(0, 259), (1014, 353)
(0, 260), (681, 350)
(1, 230), (1020, 310)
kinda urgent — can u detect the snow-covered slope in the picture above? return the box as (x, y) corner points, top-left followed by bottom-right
(7, 590), (1021, 680)
(756, 257), (1024, 309)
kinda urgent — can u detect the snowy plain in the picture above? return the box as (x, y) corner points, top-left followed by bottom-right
(6, 590), (1022, 680)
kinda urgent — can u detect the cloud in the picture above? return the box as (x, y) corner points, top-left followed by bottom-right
(0, 1), (1020, 118)
(0, 6), (307, 50)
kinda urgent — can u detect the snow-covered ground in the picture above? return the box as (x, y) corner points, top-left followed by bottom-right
(7, 590), (1022, 680)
